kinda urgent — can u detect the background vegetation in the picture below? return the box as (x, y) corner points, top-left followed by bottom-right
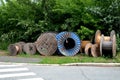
(0, 0), (120, 51)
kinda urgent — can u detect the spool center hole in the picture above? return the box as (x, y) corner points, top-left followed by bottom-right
(64, 38), (75, 49)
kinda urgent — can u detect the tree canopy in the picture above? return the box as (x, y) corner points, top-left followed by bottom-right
(0, 0), (119, 42)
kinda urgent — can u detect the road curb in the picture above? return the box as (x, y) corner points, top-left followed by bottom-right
(0, 62), (120, 67)
(61, 63), (120, 67)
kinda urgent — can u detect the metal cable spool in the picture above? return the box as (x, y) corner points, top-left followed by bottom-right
(100, 34), (116, 57)
(35, 32), (57, 56)
(8, 42), (24, 56)
(85, 43), (92, 56)
(23, 43), (36, 55)
(80, 40), (90, 53)
(91, 44), (101, 57)
(56, 32), (81, 56)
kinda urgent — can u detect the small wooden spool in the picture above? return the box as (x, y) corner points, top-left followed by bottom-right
(8, 44), (19, 56)
(23, 43), (36, 55)
(15, 43), (23, 54)
(17, 41), (25, 53)
(35, 32), (57, 56)
(91, 44), (101, 57)
(100, 34), (116, 57)
(8, 42), (24, 56)
(80, 40), (90, 53)
(85, 43), (92, 56)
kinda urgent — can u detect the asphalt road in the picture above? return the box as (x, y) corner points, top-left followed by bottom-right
(0, 63), (120, 80)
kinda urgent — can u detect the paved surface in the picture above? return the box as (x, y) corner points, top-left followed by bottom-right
(0, 56), (41, 63)
(0, 62), (120, 80)
(0, 63), (44, 80)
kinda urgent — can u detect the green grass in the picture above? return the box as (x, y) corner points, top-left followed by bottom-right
(1, 50), (120, 64)
(16, 52), (120, 64)
(39, 53), (120, 64)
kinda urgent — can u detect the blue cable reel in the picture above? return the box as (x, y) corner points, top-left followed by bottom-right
(56, 32), (81, 56)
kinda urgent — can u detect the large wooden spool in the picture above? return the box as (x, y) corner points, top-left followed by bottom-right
(100, 34), (116, 57)
(80, 40), (90, 53)
(85, 43), (92, 56)
(35, 32), (57, 56)
(8, 42), (25, 56)
(23, 43), (36, 55)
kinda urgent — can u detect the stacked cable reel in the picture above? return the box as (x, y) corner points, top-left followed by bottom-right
(85, 30), (116, 58)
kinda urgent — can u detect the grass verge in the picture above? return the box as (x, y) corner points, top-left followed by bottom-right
(8, 52), (120, 64)
(0, 51), (120, 64)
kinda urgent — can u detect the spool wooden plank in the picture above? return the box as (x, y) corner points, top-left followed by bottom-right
(80, 40), (90, 53)
(95, 30), (101, 45)
(35, 32), (57, 56)
(112, 34), (116, 57)
(100, 35), (104, 56)
(110, 30), (116, 41)
(91, 44), (101, 57)
(23, 43), (36, 55)
(85, 43), (92, 56)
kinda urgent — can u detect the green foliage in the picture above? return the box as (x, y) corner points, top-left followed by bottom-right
(0, 0), (119, 50)
(117, 34), (120, 51)
(87, 0), (120, 35)
(77, 26), (94, 40)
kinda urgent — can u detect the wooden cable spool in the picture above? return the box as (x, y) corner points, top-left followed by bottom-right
(80, 40), (90, 53)
(85, 43), (92, 56)
(8, 44), (19, 56)
(8, 42), (24, 56)
(91, 44), (101, 57)
(17, 41), (26, 53)
(100, 34), (116, 57)
(23, 43), (36, 55)
(35, 32), (57, 56)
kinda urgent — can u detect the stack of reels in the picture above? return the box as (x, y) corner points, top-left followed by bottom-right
(8, 30), (116, 57)
(84, 30), (116, 58)
(8, 31), (81, 56)
(8, 42), (37, 55)
(8, 42), (25, 56)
